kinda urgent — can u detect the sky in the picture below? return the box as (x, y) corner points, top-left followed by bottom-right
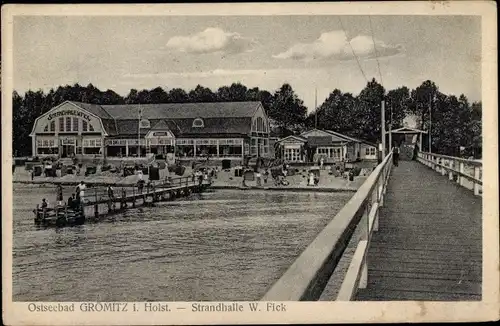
(13, 15), (481, 111)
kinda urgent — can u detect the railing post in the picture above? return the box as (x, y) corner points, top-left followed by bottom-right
(359, 257), (368, 289)
(458, 162), (464, 186)
(449, 160), (454, 180)
(474, 166), (481, 196)
(441, 159), (446, 176)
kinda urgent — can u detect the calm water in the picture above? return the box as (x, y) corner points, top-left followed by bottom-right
(12, 184), (352, 301)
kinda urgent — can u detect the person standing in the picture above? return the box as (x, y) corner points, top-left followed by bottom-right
(393, 145), (400, 166)
(56, 184), (63, 206)
(67, 193), (76, 210)
(78, 181), (86, 204)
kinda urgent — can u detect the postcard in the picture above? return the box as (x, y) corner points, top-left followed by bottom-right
(2, 2), (498, 325)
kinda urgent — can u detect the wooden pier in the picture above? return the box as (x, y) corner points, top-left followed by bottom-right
(34, 176), (212, 227)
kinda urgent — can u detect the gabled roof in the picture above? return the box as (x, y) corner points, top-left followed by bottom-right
(391, 127), (428, 134)
(100, 101), (262, 120)
(276, 135), (307, 143)
(151, 120), (171, 130)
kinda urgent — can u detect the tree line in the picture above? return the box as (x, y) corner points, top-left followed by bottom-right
(12, 79), (481, 158)
(309, 79), (482, 158)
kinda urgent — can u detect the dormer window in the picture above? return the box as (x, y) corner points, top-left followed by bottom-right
(192, 118), (204, 128)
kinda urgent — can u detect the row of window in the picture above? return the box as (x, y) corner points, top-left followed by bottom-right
(42, 117), (95, 133)
(250, 145), (269, 155)
(37, 138), (102, 148)
(365, 147), (376, 155)
(252, 117), (268, 133)
(284, 148), (301, 161)
(251, 138), (269, 146)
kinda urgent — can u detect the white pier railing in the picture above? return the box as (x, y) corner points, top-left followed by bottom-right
(261, 151), (394, 301)
(417, 152), (482, 196)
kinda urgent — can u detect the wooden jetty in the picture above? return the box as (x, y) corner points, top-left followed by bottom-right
(33, 176), (212, 227)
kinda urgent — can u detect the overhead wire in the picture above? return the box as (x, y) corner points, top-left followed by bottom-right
(337, 16), (368, 83)
(368, 15), (384, 87)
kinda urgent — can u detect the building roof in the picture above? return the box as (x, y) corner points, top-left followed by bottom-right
(59, 101), (263, 137)
(391, 127), (428, 134)
(98, 101), (262, 120)
(70, 101), (115, 120)
(307, 136), (335, 147)
(113, 117), (252, 137)
(300, 128), (376, 147)
(275, 135), (307, 143)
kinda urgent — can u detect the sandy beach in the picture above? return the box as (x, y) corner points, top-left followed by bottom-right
(13, 164), (369, 192)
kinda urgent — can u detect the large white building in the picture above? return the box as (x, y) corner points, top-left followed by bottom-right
(30, 101), (272, 162)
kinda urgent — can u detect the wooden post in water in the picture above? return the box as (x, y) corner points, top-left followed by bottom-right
(120, 187), (124, 209)
(94, 188), (99, 218)
(132, 187), (136, 208)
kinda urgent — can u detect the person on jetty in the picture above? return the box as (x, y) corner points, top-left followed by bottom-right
(320, 157), (324, 170)
(308, 172), (315, 186)
(393, 144), (400, 167)
(56, 184), (63, 206)
(67, 194), (76, 210)
(75, 181), (86, 204)
(264, 169), (269, 184)
(107, 185), (114, 199)
(137, 171), (145, 193)
(41, 198), (48, 209)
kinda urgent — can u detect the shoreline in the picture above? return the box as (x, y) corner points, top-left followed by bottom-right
(13, 180), (358, 193)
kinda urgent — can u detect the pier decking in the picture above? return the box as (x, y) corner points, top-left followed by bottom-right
(354, 160), (482, 301)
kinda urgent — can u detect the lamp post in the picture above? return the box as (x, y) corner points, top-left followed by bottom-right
(138, 106), (142, 158)
(428, 93), (432, 154)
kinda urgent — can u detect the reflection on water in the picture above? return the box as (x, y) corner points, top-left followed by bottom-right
(13, 184), (352, 301)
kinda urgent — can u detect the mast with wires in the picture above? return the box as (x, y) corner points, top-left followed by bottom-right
(314, 87), (318, 129)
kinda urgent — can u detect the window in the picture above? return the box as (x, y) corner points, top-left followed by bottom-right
(65, 117), (72, 132)
(365, 148), (370, 155)
(192, 118), (204, 128)
(284, 148), (300, 161)
(50, 121), (55, 132)
(82, 120), (88, 132)
(370, 147), (376, 155)
(43, 125), (49, 132)
(59, 118), (64, 132)
(73, 118), (79, 131)
(89, 123), (94, 131)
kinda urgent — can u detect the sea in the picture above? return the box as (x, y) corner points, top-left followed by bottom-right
(12, 184), (352, 301)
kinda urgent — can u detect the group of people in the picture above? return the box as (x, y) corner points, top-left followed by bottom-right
(41, 181), (87, 211)
(192, 168), (216, 186)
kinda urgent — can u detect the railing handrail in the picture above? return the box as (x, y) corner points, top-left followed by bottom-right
(419, 151), (482, 166)
(417, 152), (482, 196)
(261, 152), (393, 301)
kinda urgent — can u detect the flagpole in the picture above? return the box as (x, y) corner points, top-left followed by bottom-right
(314, 87), (318, 129)
(138, 105), (141, 158)
(428, 93), (432, 154)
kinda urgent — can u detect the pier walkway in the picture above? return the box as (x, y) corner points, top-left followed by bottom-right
(355, 160), (482, 301)
(261, 151), (483, 302)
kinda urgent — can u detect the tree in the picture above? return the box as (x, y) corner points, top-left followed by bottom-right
(216, 82), (248, 102)
(356, 78), (386, 143)
(188, 85), (216, 102)
(167, 88), (189, 103)
(269, 83), (308, 134)
(385, 86), (410, 130)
